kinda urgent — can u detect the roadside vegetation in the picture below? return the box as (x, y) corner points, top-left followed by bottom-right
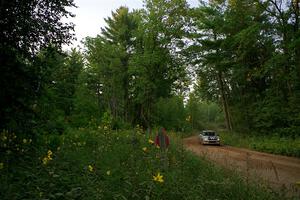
(219, 131), (300, 158)
(1, 126), (287, 200)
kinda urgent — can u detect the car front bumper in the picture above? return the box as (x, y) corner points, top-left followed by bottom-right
(202, 140), (220, 145)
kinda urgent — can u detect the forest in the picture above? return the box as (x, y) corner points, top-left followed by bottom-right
(0, 0), (300, 199)
(1, 0), (300, 136)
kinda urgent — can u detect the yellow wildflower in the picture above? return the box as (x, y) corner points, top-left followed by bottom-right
(42, 150), (53, 165)
(88, 165), (94, 172)
(47, 150), (53, 160)
(42, 157), (48, 165)
(23, 139), (27, 144)
(47, 150), (53, 156)
(106, 170), (111, 175)
(142, 147), (147, 152)
(148, 139), (154, 144)
(0, 162), (4, 169)
(153, 172), (164, 183)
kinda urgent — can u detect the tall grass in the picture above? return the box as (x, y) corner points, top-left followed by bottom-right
(0, 127), (289, 199)
(219, 131), (300, 157)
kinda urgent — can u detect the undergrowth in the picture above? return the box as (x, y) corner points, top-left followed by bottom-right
(0, 127), (291, 199)
(219, 131), (300, 158)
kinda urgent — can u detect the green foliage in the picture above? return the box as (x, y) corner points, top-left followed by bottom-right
(0, 47), (37, 134)
(101, 111), (113, 130)
(219, 131), (300, 158)
(154, 96), (186, 131)
(84, 7), (137, 125)
(0, 128), (285, 200)
(33, 47), (84, 133)
(185, 93), (224, 131)
(84, 1), (190, 128)
(0, 0), (75, 54)
(189, 0), (300, 135)
(0, 0), (75, 135)
(71, 68), (101, 127)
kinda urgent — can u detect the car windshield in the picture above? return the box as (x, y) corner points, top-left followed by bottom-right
(203, 131), (216, 136)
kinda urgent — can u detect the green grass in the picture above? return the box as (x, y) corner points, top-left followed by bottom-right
(0, 127), (293, 200)
(219, 131), (300, 157)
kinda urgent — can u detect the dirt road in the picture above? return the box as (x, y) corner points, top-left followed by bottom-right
(183, 136), (300, 196)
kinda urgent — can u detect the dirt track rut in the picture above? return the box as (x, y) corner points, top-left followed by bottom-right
(183, 136), (300, 196)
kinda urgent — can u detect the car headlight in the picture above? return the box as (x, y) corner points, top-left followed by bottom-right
(203, 138), (208, 141)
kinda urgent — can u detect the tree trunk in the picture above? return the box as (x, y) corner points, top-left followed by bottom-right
(217, 71), (233, 131)
(293, 0), (300, 87)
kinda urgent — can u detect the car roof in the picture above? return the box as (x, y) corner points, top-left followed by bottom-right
(202, 130), (215, 133)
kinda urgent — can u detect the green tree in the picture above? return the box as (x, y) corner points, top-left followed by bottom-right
(85, 7), (138, 123)
(190, 0), (300, 136)
(128, 0), (190, 127)
(56, 49), (84, 117)
(71, 68), (101, 127)
(33, 47), (83, 133)
(189, 1), (233, 130)
(85, 2), (190, 128)
(154, 96), (186, 131)
(0, 0), (75, 133)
